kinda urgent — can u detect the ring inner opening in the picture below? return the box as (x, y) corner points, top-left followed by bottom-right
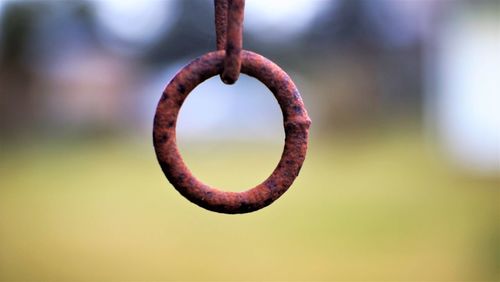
(176, 74), (284, 192)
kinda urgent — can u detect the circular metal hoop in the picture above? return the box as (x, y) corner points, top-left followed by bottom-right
(153, 50), (311, 214)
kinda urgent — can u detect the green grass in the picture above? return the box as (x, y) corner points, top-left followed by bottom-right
(0, 132), (498, 281)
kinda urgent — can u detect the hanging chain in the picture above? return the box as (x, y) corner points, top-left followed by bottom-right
(214, 0), (244, 85)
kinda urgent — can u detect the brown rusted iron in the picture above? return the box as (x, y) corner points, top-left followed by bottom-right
(153, 50), (311, 214)
(154, 0), (310, 214)
(214, 0), (228, 51)
(214, 0), (244, 85)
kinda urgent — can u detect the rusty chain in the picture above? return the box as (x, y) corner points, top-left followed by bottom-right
(215, 0), (244, 84)
(153, 0), (311, 214)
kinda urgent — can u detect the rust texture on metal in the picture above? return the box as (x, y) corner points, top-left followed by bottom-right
(214, 0), (244, 85)
(214, 0), (228, 50)
(153, 50), (311, 214)
(153, 0), (310, 214)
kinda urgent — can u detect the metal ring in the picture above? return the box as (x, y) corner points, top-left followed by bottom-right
(153, 50), (311, 214)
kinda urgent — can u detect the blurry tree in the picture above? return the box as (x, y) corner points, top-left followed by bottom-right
(0, 1), (96, 139)
(0, 2), (42, 137)
(0, 0), (429, 139)
(144, 0), (215, 66)
(300, 0), (424, 131)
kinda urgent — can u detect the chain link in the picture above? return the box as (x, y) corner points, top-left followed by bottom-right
(214, 0), (244, 84)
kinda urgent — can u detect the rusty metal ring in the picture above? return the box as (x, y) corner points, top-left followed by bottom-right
(153, 50), (311, 214)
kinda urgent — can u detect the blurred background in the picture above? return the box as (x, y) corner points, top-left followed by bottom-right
(0, 0), (499, 280)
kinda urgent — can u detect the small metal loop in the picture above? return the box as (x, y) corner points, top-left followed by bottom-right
(214, 0), (244, 85)
(153, 50), (311, 214)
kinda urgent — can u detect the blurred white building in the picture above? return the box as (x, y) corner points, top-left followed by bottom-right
(426, 4), (500, 175)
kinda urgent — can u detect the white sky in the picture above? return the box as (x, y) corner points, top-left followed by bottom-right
(244, 0), (328, 40)
(93, 0), (176, 45)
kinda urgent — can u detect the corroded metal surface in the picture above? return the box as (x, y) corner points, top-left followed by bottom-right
(214, 0), (229, 50)
(153, 50), (311, 214)
(214, 0), (228, 51)
(214, 0), (244, 84)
